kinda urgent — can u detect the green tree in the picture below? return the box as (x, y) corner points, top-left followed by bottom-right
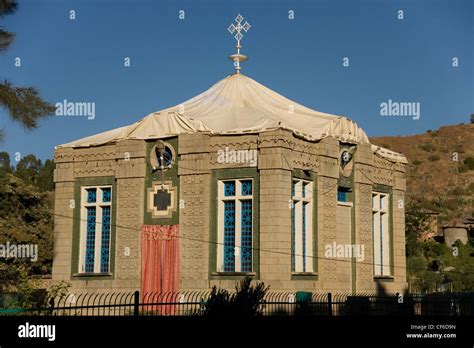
(442, 240), (474, 292)
(405, 202), (431, 257)
(0, 0), (55, 143)
(0, 174), (53, 275)
(405, 201), (455, 293)
(37, 158), (54, 191)
(14, 154), (42, 186)
(0, 151), (13, 175)
(14, 154), (54, 191)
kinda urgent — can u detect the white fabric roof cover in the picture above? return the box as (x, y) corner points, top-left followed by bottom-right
(57, 73), (406, 163)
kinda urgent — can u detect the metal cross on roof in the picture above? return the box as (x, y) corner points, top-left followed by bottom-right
(227, 14), (251, 74)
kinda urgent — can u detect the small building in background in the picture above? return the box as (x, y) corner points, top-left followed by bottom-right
(440, 218), (474, 247)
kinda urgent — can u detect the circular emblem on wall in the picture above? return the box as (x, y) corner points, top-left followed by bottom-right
(339, 147), (356, 178)
(150, 141), (175, 171)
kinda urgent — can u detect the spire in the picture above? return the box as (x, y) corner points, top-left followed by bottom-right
(227, 14), (251, 74)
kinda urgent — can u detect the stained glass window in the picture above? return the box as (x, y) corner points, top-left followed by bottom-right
(219, 179), (254, 273)
(102, 188), (111, 203)
(223, 201), (236, 272)
(87, 188), (97, 203)
(241, 200), (253, 272)
(85, 207), (96, 273)
(224, 181), (236, 197)
(241, 180), (252, 196)
(82, 186), (113, 274)
(100, 206), (111, 273)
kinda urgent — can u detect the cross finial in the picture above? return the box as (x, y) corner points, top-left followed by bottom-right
(228, 14), (251, 74)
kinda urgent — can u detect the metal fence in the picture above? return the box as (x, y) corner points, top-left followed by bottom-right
(1, 291), (473, 316)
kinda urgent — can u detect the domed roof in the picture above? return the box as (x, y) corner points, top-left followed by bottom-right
(56, 73), (406, 163)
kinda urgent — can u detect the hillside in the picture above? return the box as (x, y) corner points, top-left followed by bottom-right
(370, 123), (474, 224)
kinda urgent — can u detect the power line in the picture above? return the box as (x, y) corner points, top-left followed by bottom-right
(51, 211), (474, 276)
(46, 145), (468, 276)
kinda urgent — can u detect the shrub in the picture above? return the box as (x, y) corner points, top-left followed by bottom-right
(463, 156), (474, 170)
(202, 277), (269, 318)
(0, 263), (42, 310)
(46, 281), (72, 308)
(412, 159), (423, 166)
(418, 143), (436, 152)
(428, 154), (440, 161)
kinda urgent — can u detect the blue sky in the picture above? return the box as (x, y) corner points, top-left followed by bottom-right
(0, 0), (472, 161)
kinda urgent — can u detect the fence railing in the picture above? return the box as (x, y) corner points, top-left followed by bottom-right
(1, 291), (473, 316)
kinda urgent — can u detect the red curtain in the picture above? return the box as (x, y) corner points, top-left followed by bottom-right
(141, 224), (180, 314)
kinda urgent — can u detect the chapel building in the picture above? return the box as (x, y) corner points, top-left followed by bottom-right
(52, 71), (408, 294)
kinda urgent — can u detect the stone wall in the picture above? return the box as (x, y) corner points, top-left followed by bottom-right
(354, 182), (375, 292)
(51, 181), (74, 281)
(52, 140), (146, 292)
(179, 174), (211, 290)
